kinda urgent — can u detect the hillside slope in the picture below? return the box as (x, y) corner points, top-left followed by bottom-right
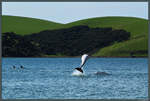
(2, 15), (63, 35)
(65, 17), (148, 57)
(92, 37), (148, 57)
(2, 16), (148, 57)
(66, 16), (148, 38)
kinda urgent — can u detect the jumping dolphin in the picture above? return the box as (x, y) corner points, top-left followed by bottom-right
(75, 54), (89, 73)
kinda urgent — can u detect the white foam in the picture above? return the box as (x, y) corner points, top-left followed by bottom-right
(71, 69), (84, 76)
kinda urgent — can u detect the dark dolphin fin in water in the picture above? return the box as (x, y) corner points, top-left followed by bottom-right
(13, 65), (16, 69)
(95, 71), (110, 75)
(20, 65), (24, 69)
(75, 67), (83, 73)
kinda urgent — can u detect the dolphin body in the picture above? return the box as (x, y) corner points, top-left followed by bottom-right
(94, 71), (110, 75)
(75, 54), (88, 73)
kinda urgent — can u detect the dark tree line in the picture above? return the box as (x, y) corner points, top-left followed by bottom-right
(2, 25), (130, 57)
(2, 32), (41, 57)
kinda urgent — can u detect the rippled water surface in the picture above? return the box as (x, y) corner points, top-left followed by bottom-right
(2, 58), (148, 99)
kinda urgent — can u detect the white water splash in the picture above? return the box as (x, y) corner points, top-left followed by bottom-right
(71, 69), (84, 76)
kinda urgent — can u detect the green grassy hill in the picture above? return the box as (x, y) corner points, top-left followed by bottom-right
(65, 17), (148, 57)
(66, 16), (148, 38)
(2, 15), (148, 57)
(2, 15), (63, 35)
(92, 37), (148, 57)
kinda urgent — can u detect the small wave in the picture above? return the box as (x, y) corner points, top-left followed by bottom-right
(71, 70), (110, 77)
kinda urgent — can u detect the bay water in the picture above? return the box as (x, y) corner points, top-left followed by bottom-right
(2, 58), (148, 99)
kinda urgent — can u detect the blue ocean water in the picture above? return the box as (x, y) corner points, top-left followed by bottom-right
(2, 58), (148, 99)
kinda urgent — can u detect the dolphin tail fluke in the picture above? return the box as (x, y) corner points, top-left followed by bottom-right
(75, 67), (83, 73)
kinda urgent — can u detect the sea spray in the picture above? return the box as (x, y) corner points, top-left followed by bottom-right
(72, 69), (84, 76)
